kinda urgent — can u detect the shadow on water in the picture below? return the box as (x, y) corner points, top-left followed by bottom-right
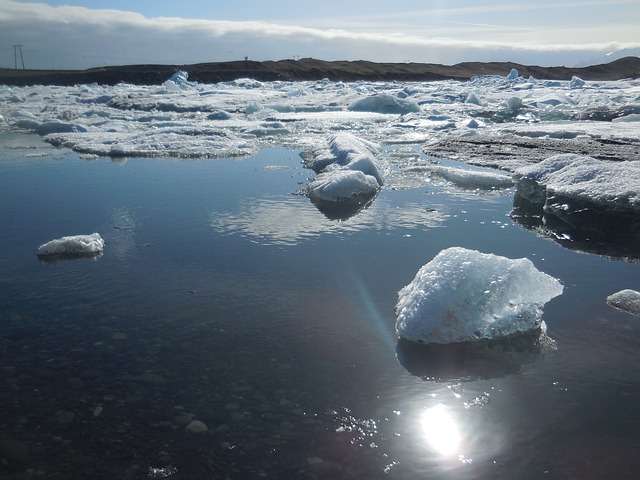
(511, 193), (640, 262)
(396, 328), (556, 382)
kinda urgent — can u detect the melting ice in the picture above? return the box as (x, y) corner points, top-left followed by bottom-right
(395, 247), (563, 344)
(3, 68), (639, 252)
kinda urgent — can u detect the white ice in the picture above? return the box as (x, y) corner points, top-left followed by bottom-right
(3, 69), (640, 209)
(395, 247), (563, 344)
(37, 233), (105, 256)
(513, 154), (640, 213)
(606, 289), (640, 316)
(403, 164), (513, 190)
(304, 133), (384, 202)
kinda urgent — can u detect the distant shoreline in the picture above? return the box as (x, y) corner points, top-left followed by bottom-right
(1, 57), (639, 87)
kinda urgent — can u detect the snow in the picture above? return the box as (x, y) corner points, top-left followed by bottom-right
(37, 233), (105, 257)
(395, 247), (563, 344)
(606, 289), (640, 316)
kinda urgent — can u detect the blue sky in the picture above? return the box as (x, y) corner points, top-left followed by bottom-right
(1, 0), (639, 69)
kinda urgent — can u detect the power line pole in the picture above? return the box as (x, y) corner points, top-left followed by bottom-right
(13, 45), (25, 69)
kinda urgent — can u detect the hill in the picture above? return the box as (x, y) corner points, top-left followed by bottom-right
(1, 57), (639, 86)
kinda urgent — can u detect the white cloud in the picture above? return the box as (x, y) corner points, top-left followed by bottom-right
(0, 0), (638, 69)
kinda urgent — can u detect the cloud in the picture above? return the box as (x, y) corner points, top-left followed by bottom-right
(1, 0), (638, 69)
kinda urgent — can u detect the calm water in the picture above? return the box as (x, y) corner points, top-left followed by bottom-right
(1, 132), (639, 479)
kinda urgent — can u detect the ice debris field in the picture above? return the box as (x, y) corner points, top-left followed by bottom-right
(3, 69), (640, 343)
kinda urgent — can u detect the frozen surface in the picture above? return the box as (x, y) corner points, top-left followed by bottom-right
(606, 289), (640, 316)
(396, 247), (563, 344)
(37, 233), (105, 257)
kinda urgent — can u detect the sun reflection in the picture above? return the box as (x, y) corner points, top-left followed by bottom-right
(421, 404), (461, 455)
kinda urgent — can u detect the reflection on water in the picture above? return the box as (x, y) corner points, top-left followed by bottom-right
(396, 327), (556, 382)
(209, 196), (447, 245)
(511, 193), (640, 262)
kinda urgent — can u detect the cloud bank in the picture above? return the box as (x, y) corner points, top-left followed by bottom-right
(1, 0), (638, 69)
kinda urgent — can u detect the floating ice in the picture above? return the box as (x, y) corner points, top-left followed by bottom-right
(606, 289), (640, 316)
(513, 154), (640, 216)
(37, 233), (105, 257)
(395, 247), (563, 344)
(404, 165), (513, 190)
(163, 70), (191, 92)
(3, 70), (639, 166)
(307, 169), (380, 202)
(303, 133), (384, 202)
(348, 93), (420, 114)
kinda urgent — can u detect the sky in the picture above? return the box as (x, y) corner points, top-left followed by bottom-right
(1, 0), (639, 70)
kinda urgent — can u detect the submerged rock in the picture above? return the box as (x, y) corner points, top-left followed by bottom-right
(396, 247), (563, 344)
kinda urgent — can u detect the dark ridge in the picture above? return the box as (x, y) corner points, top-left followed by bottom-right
(1, 57), (639, 87)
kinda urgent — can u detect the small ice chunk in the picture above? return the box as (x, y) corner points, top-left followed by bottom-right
(396, 247), (563, 344)
(348, 94), (420, 114)
(506, 96), (524, 111)
(606, 289), (640, 316)
(37, 233), (105, 257)
(162, 70), (190, 91)
(465, 91), (485, 106)
(506, 68), (519, 80)
(570, 76), (586, 89)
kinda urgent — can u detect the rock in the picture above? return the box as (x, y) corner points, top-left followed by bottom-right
(173, 414), (193, 426)
(57, 411), (75, 424)
(0, 437), (29, 463)
(129, 373), (167, 384)
(185, 420), (208, 433)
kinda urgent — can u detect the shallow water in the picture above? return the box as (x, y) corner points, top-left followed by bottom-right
(1, 132), (639, 479)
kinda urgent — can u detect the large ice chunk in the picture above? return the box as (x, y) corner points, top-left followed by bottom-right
(38, 233), (105, 257)
(513, 154), (640, 212)
(307, 169), (380, 202)
(396, 247), (563, 344)
(303, 133), (383, 203)
(512, 154), (640, 241)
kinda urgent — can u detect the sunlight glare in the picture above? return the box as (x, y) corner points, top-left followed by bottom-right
(421, 404), (461, 455)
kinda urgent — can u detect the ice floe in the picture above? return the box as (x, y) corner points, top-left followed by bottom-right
(403, 164), (513, 190)
(302, 134), (384, 217)
(396, 247), (563, 344)
(37, 233), (105, 258)
(512, 154), (640, 254)
(606, 289), (640, 316)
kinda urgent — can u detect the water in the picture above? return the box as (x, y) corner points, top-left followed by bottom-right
(1, 132), (639, 479)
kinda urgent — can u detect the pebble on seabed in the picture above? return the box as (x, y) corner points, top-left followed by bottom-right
(184, 420), (208, 433)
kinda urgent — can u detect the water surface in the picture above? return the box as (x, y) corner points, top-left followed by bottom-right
(1, 132), (639, 479)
